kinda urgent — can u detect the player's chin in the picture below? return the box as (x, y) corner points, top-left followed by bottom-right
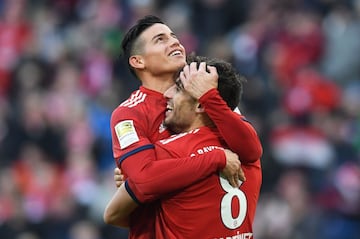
(164, 112), (172, 123)
(165, 113), (177, 128)
(171, 57), (186, 67)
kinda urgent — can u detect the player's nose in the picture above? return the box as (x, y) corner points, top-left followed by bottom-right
(169, 36), (181, 47)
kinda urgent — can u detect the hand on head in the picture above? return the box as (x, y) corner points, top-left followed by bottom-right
(180, 61), (219, 99)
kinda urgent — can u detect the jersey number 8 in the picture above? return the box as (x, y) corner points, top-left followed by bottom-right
(219, 175), (247, 229)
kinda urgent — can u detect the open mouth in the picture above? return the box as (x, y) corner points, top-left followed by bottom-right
(169, 50), (182, 57)
(166, 105), (173, 112)
(166, 102), (174, 115)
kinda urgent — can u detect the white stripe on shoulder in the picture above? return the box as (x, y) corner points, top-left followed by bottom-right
(120, 90), (147, 108)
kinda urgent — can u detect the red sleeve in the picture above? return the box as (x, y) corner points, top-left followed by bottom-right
(122, 148), (226, 203)
(111, 104), (226, 204)
(199, 89), (263, 163)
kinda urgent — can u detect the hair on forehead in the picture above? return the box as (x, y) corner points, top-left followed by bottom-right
(121, 15), (165, 77)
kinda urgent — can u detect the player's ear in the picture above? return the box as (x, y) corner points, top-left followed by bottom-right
(195, 103), (205, 113)
(129, 55), (145, 70)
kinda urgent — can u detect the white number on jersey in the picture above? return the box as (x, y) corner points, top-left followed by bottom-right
(219, 175), (247, 229)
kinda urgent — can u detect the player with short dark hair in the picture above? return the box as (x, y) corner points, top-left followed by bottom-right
(106, 55), (262, 238)
(108, 15), (262, 239)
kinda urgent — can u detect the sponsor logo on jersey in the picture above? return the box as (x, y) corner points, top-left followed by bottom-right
(115, 120), (139, 149)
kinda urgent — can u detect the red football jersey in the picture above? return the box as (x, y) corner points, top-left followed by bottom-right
(110, 86), (262, 239)
(153, 127), (262, 239)
(111, 86), (170, 164)
(110, 87), (226, 239)
(199, 89), (263, 164)
(111, 86), (169, 239)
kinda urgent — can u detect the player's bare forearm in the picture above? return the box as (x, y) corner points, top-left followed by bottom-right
(103, 183), (137, 228)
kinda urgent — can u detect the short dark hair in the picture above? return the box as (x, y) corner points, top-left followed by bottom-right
(121, 15), (164, 77)
(186, 54), (245, 110)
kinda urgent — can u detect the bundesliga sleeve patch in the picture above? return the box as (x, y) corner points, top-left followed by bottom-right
(115, 120), (140, 149)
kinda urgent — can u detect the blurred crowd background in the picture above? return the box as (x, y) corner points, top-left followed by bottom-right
(0, 0), (360, 238)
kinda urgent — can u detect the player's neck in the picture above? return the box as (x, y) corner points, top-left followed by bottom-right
(201, 115), (215, 129)
(186, 115), (215, 132)
(140, 73), (175, 94)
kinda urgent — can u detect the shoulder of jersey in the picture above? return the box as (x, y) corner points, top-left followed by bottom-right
(120, 90), (147, 108)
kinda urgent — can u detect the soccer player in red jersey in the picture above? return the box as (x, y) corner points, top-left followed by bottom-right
(106, 55), (262, 238)
(108, 15), (262, 238)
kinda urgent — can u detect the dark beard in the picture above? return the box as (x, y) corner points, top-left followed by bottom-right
(164, 121), (187, 134)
